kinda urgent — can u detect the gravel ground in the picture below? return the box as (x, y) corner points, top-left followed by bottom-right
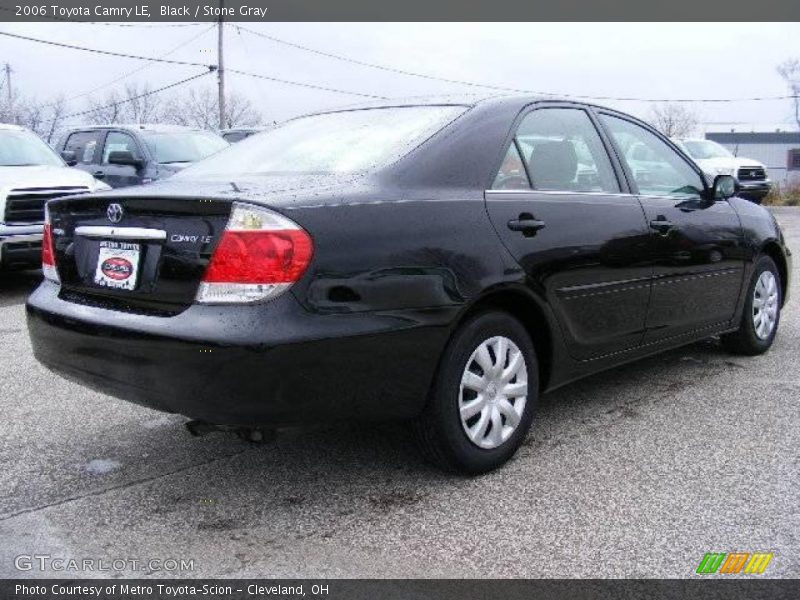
(0, 208), (798, 579)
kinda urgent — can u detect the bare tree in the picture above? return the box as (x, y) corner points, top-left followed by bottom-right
(0, 91), (68, 143)
(649, 103), (699, 138)
(777, 58), (800, 131)
(163, 86), (262, 130)
(123, 82), (163, 124)
(84, 83), (164, 125)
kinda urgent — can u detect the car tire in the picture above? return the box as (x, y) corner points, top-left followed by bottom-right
(413, 310), (538, 475)
(721, 255), (782, 355)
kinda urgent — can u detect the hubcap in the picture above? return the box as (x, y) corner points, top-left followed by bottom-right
(458, 336), (528, 450)
(752, 271), (779, 340)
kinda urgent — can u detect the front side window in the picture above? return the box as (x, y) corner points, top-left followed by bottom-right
(178, 106), (466, 178)
(0, 129), (63, 167)
(103, 132), (141, 163)
(494, 108), (619, 193)
(601, 115), (704, 198)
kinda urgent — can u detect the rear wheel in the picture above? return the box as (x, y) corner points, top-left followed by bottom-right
(721, 255), (781, 355)
(413, 311), (538, 474)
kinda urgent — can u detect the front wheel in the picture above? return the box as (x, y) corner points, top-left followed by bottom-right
(721, 255), (782, 355)
(413, 311), (538, 475)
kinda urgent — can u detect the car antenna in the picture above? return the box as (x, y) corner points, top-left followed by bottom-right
(230, 182), (242, 192)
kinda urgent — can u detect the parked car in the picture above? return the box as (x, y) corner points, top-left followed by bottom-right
(674, 138), (772, 204)
(56, 124), (229, 189)
(27, 98), (792, 474)
(1, 124), (109, 271)
(220, 127), (268, 143)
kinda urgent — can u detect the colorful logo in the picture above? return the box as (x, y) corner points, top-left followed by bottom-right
(100, 257), (133, 281)
(696, 552), (773, 574)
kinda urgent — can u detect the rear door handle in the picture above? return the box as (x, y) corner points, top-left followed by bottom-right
(508, 217), (546, 235)
(649, 218), (674, 234)
(93, 171), (106, 179)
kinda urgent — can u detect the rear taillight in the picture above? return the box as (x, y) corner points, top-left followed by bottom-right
(196, 203), (313, 304)
(42, 204), (59, 283)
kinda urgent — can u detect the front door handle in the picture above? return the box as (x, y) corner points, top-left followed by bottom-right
(508, 215), (546, 236)
(93, 171), (106, 179)
(649, 218), (674, 234)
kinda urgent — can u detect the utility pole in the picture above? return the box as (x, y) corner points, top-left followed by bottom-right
(4, 63), (11, 103)
(217, 1), (225, 130)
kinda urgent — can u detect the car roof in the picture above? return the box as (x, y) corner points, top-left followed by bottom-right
(64, 124), (209, 134)
(0, 122), (30, 132)
(307, 94), (617, 120)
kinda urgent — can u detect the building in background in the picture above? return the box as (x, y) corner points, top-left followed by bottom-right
(704, 124), (800, 189)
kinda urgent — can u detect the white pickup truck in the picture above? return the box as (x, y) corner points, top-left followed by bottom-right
(1, 124), (110, 271)
(673, 138), (772, 204)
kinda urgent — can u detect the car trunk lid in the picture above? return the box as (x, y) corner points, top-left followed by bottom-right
(48, 195), (233, 315)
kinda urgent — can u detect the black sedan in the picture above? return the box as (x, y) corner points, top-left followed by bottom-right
(27, 97), (792, 474)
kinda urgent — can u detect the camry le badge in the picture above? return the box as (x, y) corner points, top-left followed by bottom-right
(107, 203), (124, 224)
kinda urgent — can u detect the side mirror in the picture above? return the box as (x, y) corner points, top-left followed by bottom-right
(60, 150), (77, 166)
(107, 150), (144, 169)
(712, 174), (738, 200)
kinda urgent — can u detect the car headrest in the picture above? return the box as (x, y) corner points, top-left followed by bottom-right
(529, 141), (578, 190)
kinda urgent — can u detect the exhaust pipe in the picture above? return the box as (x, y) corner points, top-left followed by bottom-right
(185, 420), (275, 444)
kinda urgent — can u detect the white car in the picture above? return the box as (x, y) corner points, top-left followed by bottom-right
(673, 138), (772, 204)
(1, 124), (110, 271)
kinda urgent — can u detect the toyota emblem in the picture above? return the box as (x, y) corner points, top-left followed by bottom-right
(107, 203), (124, 224)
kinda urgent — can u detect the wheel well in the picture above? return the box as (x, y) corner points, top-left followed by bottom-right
(455, 290), (554, 391)
(762, 242), (788, 306)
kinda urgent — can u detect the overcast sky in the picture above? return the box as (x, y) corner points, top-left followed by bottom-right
(1, 22), (798, 131)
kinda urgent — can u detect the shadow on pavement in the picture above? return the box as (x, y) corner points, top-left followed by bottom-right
(0, 269), (41, 308)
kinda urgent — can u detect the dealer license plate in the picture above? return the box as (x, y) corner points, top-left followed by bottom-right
(93, 241), (141, 290)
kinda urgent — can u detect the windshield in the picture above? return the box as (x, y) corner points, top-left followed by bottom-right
(141, 131), (229, 164)
(682, 140), (732, 160)
(0, 129), (63, 167)
(177, 106), (467, 178)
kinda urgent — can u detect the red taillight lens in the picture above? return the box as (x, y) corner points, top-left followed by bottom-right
(202, 230), (313, 284)
(196, 203), (313, 304)
(41, 206), (60, 283)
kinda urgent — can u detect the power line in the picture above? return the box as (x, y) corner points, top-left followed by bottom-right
(0, 27), (384, 101)
(0, 30), (213, 69)
(42, 25), (216, 109)
(228, 67), (389, 100)
(234, 25), (797, 104)
(53, 71), (212, 123)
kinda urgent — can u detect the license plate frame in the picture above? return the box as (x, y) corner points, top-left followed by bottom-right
(93, 241), (141, 291)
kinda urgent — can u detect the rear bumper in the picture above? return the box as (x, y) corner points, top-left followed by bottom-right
(0, 223), (42, 269)
(26, 282), (450, 426)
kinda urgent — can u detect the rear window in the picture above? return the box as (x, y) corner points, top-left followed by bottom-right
(178, 106), (466, 178)
(141, 131), (229, 164)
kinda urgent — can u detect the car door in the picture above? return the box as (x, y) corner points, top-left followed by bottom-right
(99, 130), (145, 188)
(61, 130), (105, 178)
(597, 112), (746, 343)
(485, 105), (652, 360)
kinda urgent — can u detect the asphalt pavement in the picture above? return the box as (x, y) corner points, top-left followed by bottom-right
(1, 208), (798, 579)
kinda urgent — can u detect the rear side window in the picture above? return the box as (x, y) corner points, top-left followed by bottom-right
(64, 131), (103, 164)
(497, 108), (620, 193)
(493, 143), (529, 190)
(102, 131), (141, 163)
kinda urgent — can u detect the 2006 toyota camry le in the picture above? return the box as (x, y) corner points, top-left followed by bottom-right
(27, 96), (792, 474)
